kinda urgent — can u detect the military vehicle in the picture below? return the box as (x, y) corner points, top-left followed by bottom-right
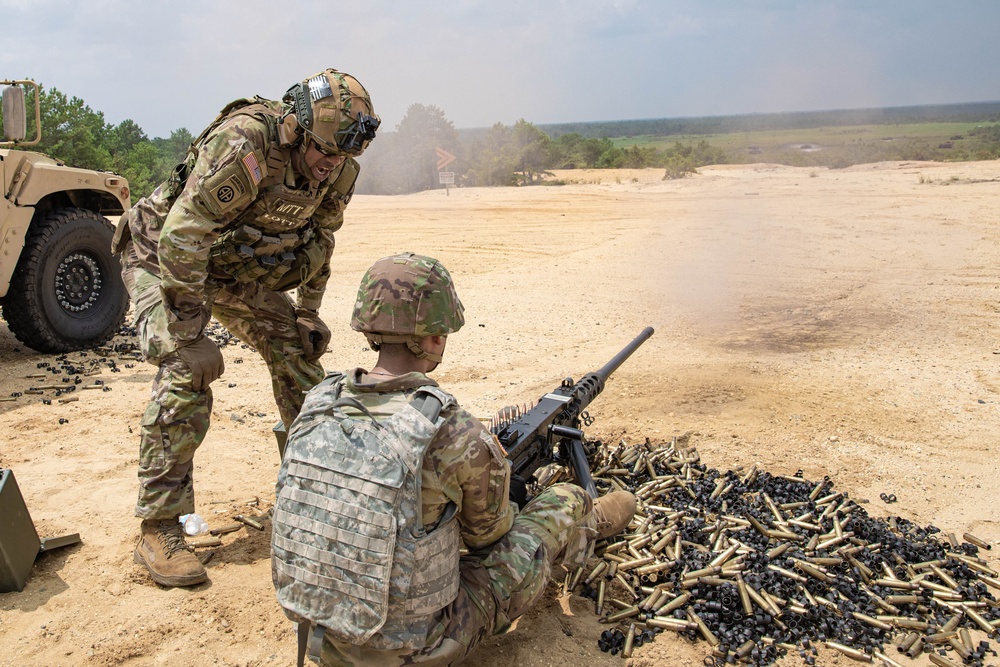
(0, 79), (130, 353)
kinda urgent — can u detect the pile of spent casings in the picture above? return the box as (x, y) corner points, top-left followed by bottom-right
(559, 438), (1000, 666)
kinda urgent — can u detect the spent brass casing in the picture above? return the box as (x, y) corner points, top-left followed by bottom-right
(628, 532), (653, 551)
(622, 623), (636, 659)
(896, 631), (919, 653)
(959, 627), (973, 652)
(766, 542), (792, 560)
(958, 555), (999, 578)
(647, 617), (693, 632)
(825, 640), (871, 662)
(595, 580), (606, 616)
(635, 561), (674, 576)
(735, 639), (756, 659)
(602, 605), (640, 623)
(235, 515), (264, 531)
(924, 631), (957, 644)
(209, 523), (243, 536)
(709, 543), (739, 568)
(744, 581), (774, 615)
(187, 536), (223, 548)
(687, 609), (718, 646)
(793, 559), (834, 584)
(851, 611), (892, 631)
(963, 605), (997, 635)
(683, 564), (722, 580)
(807, 556), (843, 567)
(905, 636), (924, 658)
(567, 565), (584, 592)
(584, 561), (608, 586)
(945, 637), (972, 660)
(928, 565), (959, 591)
(618, 556), (655, 572)
(867, 595), (899, 615)
(927, 653), (962, 667)
(873, 649), (906, 667)
(963, 532), (991, 550)
(650, 530), (676, 554)
(884, 594), (919, 605)
(736, 574), (753, 615)
(889, 617), (928, 631)
(639, 587), (666, 612)
(654, 591), (691, 615)
(768, 565), (807, 584)
(873, 578), (918, 590)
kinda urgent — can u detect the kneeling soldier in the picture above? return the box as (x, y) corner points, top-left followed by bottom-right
(272, 252), (636, 666)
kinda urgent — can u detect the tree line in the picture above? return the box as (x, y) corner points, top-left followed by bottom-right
(4, 82), (1000, 201)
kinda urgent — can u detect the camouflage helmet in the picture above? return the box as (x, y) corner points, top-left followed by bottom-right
(351, 253), (465, 359)
(284, 68), (379, 156)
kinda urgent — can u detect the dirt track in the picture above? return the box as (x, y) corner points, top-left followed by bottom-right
(1, 161), (999, 666)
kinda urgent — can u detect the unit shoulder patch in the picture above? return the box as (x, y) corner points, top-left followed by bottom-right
(197, 150), (259, 216)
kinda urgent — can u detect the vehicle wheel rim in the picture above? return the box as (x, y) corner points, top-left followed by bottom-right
(54, 251), (103, 313)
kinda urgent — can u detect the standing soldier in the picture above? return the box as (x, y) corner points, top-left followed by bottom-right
(113, 68), (379, 588)
(272, 252), (637, 666)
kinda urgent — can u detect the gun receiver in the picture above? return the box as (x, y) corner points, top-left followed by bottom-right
(491, 326), (654, 502)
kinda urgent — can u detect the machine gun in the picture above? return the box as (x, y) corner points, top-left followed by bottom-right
(490, 327), (654, 503)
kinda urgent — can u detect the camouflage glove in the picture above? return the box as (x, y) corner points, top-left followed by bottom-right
(174, 335), (225, 392)
(295, 308), (331, 363)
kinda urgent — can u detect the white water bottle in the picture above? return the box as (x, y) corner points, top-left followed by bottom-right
(179, 513), (209, 536)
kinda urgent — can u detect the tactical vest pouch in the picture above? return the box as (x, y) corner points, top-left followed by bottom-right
(260, 234), (326, 291)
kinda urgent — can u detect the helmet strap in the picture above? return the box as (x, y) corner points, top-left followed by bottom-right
(365, 334), (444, 364)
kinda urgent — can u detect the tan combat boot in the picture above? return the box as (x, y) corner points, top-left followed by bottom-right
(591, 491), (637, 540)
(134, 518), (208, 587)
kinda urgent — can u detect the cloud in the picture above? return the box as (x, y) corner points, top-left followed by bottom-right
(2, 0), (998, 138)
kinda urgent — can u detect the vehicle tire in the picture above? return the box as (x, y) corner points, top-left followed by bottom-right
(1, 208), (129, 353)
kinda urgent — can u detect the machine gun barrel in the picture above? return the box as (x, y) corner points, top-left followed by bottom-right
(494, 327), (655, 500)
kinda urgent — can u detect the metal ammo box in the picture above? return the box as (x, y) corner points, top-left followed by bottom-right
(0, 468), (41, 592)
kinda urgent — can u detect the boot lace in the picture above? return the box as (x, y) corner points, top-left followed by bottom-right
(156, 524), (192, 559)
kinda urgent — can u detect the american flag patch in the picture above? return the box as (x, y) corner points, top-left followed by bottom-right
(243, 152), (262, 185)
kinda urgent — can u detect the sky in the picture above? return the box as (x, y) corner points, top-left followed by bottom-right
(2, 0), (998, 139)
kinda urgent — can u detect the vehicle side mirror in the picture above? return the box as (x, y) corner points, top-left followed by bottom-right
(2, 85), (27, 142)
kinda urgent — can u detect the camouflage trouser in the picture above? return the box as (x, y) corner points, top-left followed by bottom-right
(122, 244), (325, 520)
(318, 483), (596, 667)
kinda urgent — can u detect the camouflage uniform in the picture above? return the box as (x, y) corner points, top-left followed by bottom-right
(311, 369), (595, 667)
(118, 98), (357, 520)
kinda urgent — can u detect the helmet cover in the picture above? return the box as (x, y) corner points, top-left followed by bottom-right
(285, 68), (379, 155)
(351, 253), (465, 338)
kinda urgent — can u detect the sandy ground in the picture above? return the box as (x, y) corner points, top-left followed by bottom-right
(1, 161), (999, 667)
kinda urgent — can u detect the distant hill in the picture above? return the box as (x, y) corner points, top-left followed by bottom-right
(530, 101), (1000, 139)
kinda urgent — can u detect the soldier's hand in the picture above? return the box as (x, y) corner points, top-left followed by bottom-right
(175, 335), (225, 392)
(295, 308), (331, 363)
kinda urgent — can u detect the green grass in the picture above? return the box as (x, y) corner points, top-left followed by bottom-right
(612, 122), (989, 168)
